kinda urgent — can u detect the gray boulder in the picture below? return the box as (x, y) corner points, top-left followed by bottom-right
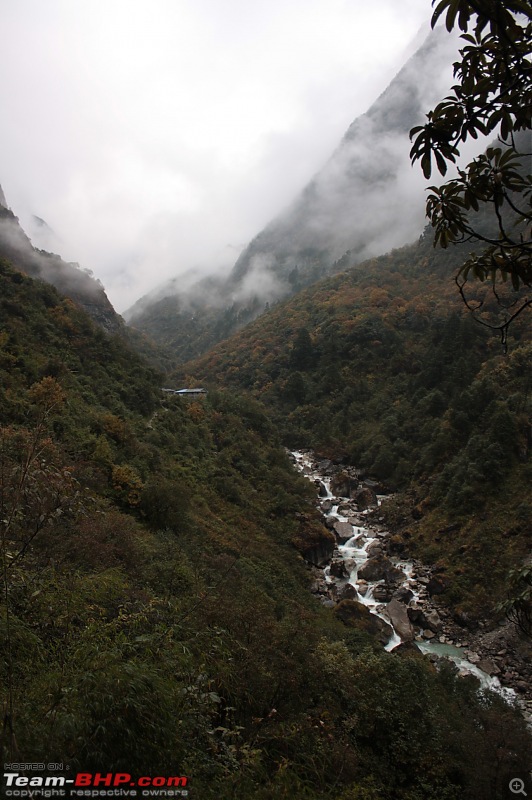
(333, 521), (354, 542)
(425, 610), (443, 633)
(330, 559), (349, 579)
(392, 586), (414, 604)
(338, 583), (359, 601)
(385, 599), (415, 642)
(354, 486), (378, 510)
(373, 584), (394, 603)
(358, 556), (406, 583)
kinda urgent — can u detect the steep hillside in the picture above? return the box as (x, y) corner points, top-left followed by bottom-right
(227, 28), (452, 289)
(126, 27), (457, 363)
(1, 257), (529, 798)
(0, 186), (121, 333)
(179, 234), (532, 618)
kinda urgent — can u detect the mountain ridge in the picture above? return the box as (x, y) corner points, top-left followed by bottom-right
(0, 185), (122, 333)
(126, 26), (458, 364)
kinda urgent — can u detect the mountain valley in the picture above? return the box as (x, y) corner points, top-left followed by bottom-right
(1, 6), (531, 797)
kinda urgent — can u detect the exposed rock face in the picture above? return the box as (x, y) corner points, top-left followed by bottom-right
(452, 610), (478, 630)
(334, 600), (393, 646)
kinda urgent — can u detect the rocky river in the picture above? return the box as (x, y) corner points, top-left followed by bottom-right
(291, 450), (532, 718)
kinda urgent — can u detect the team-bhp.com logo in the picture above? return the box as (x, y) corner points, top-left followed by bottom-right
(3, 771), (189, 797)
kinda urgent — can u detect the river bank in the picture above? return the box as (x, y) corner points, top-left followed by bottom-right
(291, 450), (532, 717)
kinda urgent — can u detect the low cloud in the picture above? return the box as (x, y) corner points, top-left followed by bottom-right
(0, 1), (442, 312)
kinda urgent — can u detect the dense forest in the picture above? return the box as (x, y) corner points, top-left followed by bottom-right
(1, 256), (530, 799)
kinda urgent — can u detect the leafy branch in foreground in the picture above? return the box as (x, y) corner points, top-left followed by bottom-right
(410, 0), (532, 341)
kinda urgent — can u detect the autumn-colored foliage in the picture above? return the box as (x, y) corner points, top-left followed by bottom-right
(0, 250), (529, 797)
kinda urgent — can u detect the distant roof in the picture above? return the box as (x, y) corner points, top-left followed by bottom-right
(161, 387), (207, 394)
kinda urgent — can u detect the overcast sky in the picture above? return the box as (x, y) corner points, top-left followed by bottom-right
(0, 0), (438, 312)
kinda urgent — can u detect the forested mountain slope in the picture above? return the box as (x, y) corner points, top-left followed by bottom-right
(1, 256), (530, 798)
(178, 233), (532, 618)
(0, 186), (121, 333)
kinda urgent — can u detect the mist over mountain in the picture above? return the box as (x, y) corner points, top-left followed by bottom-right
(0, 185), (121, 333)
(228, 26), (454, 291)
(126, 26), (458, 362)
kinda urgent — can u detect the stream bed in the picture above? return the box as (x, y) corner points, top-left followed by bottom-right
(291, 449), (516, 698)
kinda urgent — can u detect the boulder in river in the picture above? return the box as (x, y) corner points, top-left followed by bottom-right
(373, 584), (395, 602)
(391, 641), (423, 658)
(385, 598), (415, 642)
(330, 472), (356, 498)
(333, 520), (354, 542)
(358, 555), (406, 583)
(338, 583), (359, 601)
(330, 558), (349, 579)
(343, 558), (357, 573)
(336, 502), (351, 513)
(366, 541), (384, 557)
(353, 486), (378, 510)
(407, 604), (424, 625)
(425, 609), (443, 633)
(334, 600), (393, 646)
(477, 658), (500, 676)
(392, 586), (414, 604)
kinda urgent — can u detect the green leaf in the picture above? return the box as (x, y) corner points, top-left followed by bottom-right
(421, 154), (432, 179)
(435, 151), (448, 175)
